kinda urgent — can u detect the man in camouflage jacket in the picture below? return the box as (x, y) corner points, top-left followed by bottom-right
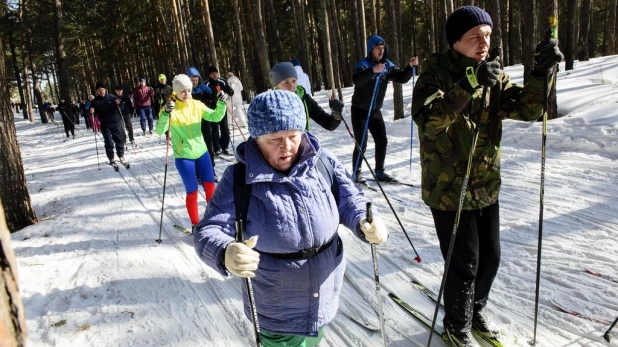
(411, 5), (563, 346)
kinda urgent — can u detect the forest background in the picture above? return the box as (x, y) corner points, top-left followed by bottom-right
(0, 0), (617, 231)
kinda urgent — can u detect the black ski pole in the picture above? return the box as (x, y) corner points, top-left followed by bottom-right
(117, 105), (136, 156)
(235, 182), (262, 346)
(530, 27), (559, 346)
(156, 116), (172, 244)
(338, 108), (421, 262)
(605, 315), (618, 342)
(93, 115), (101, 171)
(427, 50), (500, 347)
(366, 202), (386, 347)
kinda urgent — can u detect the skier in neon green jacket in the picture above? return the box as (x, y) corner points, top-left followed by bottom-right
(156, 74), (227, 233)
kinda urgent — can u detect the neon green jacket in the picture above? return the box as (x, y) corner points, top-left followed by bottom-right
(156, 98), (226, 159)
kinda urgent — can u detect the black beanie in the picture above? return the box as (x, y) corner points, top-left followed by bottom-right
(208, 66), (218, 74)
(446, 6), (493, 47)
(95, 81), (106, 90)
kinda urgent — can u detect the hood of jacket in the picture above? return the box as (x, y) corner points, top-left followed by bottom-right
(187, 67), (212, 95)
(366, 35), (389, 62)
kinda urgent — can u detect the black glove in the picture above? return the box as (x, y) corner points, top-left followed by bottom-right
(476, 61), (501, 88)
(533, 38), (564, 74)
(329, 98), (344, 113)
(460, 60), (501, 94)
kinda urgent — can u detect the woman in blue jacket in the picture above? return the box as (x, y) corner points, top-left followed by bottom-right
(194, 90), (389, 346)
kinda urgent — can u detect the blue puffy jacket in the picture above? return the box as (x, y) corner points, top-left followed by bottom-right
(194, 132), (369, 337)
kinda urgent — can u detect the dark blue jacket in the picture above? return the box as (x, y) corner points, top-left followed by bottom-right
(91, 94), (121, 126)
(187, 67), (213, 104)
(351, 35), (414, 111)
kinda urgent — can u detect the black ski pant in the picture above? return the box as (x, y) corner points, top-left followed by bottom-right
(201, 120), (216, 170)
(101, 123), (126, 161)
(82, 112), (91, 129)
(211, 113), (230, 152)
(121, 113), (134, 142)
(431, 201), (501, 333)
(350, 105), (388, 175)
(62, 117), (75, 137)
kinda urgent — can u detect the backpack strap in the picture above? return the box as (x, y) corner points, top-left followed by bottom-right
(316, 152), (339, 204)
(233, 162), (252, 242)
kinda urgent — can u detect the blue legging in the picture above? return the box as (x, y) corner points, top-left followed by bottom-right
(175, 153), (214, 193)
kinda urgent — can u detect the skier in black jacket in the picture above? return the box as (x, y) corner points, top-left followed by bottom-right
(113, 85), (135, 145)
(90, 82), (126, 165)
(58, 99), (77, 139)
(205, 66), (234, 155)
(154, 74), (172, 120)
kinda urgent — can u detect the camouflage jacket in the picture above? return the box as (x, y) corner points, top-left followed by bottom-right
(411, 49), (548, 211)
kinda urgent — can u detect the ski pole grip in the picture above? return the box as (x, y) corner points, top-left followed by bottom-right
(366, 202), (373, 224)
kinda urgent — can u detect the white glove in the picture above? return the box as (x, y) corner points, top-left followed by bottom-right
(165, 100), (175, 113)
(217, 90), (228, 102)
(359, 217), (388, 244)
(224, 236), (260, 278)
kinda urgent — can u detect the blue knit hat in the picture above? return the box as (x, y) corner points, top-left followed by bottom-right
(269, 62), (298, 86)
(446, 6), (493, 47)
(248, 90), (306, 138)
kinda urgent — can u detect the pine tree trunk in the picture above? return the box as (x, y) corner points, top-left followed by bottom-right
(292, 0), (312, 88)
(0, 35), (37, 232)
(539, 0), (559, 119)
(578, 0), (593, 60)
(0, 202), (27, 346)
(425, 0), (436, 52)
(54, 0), (71, 102)
(201, 0), (218, 68)
(565, 0), (579, 70)
(358, 0), (368, 56)
(265, 0), (283, 62)
(231, 0), (251, 101)
(501, 0), (510, 65)
(486, 0), (503, 60)
(384, 0), (404, 120)
(249, 0), (272, 92)
(7, 26), (29, 121)
(520, 0), (536, 79)
(368, 0), (377, 34)
(509, 0), (522, 66)
(319, 0), (335, 91)
(604, 0), (617, 54)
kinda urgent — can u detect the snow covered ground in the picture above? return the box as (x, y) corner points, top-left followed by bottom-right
(11, 56), (618, 346)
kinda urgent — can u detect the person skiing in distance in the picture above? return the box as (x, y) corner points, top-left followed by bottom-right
(154, 74), (172, 120)
(187, 67), (217, 178)
(58, 98), (77, 139)
(226, 72), (248, 127)
(90, 82), (126, 165)
(411, 6), (563, 346)
(291, 58), (312, 96)
(193, 90), (388, 346)
(205, 66), (234, 155)
(351, 35), (418, 184)
(79, 98), (91, 130)
(269, 62), (343, 132)
(132, 77), (155, 136)
(155, 74), (227, 232)
(113, 85), (135, 145)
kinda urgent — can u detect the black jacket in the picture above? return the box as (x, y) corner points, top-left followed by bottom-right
(115, 93), (134, 115)
(154, 83), (172, 108)
(205, 78), (234, 109)
(91, 94), (121, 125)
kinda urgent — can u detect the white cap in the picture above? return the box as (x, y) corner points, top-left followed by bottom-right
(172, 74), (192, 93)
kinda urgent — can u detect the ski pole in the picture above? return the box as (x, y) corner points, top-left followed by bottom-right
(156, 115), (172, 244)
(93, 116), (101, 170)
(367, 202), (387, 347)
(117, 105), (137, 155)
(339, 111), (421, 262)
(530, 27), (559, 346)
(226, 103), (247, 142)
(605, 315), (618, 342)
(353, 71), (383, 176)
(235, 183), (262, 346)
(427, 51), (500, 347)
(409, 65), (416, 173)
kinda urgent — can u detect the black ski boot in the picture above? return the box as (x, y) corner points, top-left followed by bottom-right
(472, 311), (500, 339)
(442, 326), (479, 347)
(375, 169), (397, 183)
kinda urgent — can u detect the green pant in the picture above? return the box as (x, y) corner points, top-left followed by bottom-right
(260, 328), (324, 347)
